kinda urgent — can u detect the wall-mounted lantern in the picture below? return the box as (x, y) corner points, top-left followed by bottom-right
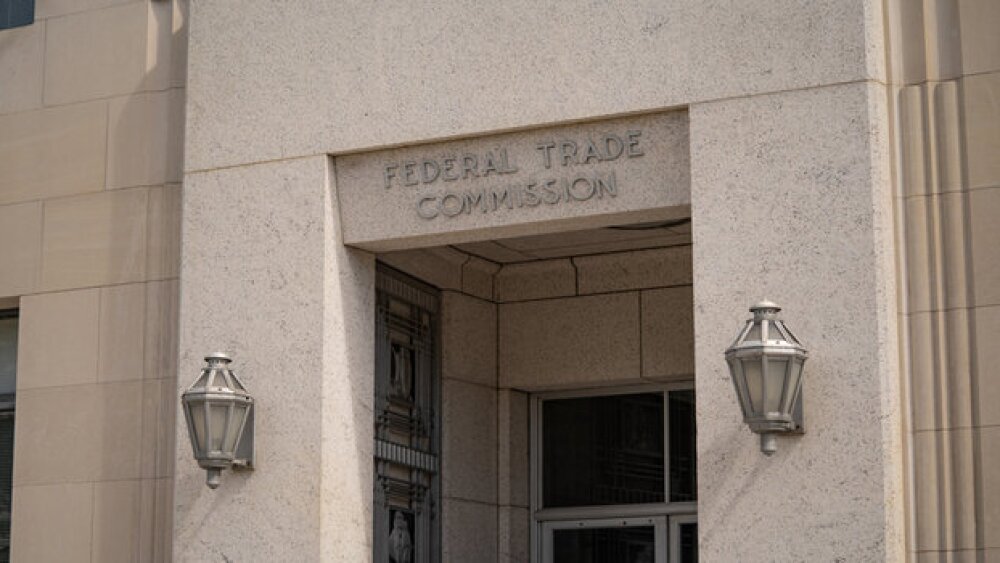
(725, 301), (808, 455)
(181, 353), (255, 488)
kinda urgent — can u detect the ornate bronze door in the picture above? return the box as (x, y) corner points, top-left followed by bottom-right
(374, 266), (440, 563)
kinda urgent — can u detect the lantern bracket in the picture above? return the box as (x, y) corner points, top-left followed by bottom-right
(232, 404), (255, 470)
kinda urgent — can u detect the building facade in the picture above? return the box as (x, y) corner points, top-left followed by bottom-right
(0, 1), (997, 561)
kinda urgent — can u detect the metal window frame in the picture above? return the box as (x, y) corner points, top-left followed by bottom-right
(541, 515), (668, 563)
(530, 382), (696, 563)
(669, 513), (698, 563)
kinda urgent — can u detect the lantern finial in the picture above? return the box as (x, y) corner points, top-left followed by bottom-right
(750, 300), (781, 319)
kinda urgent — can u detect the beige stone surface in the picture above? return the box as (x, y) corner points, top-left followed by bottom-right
(498, 216), (690, 256)
(497, 390), (529, 508)
(575, 245), (691, 294)
(442, 379), (497, 504)
(144, 278), (178, 381)
(176, 156), (376, 562)
(462, 256), (499, 300)
(984, 426), (1000, 549)
(907, 311), (937, 432)
(0, 100), (107, 205)
(912, 427), (979, 551)
(92, 479), (141, 563)
(9, 482), (92, 563)
(43, 2), (150, 105)
(99, 283), (146, 382)
(442, 499), (498, 563)
(640, 286), (695, 381)
(168, 0), (188, 89)
(139, 477), (174, 562)
(40, 187), (148, 291)
(496, 259), (576, 303)
(908, 308), (976, 432)
(144, 0), (182, 93)
(335, 112), (690, 251)
(441, 291), (496, 387)
(970, 187), (1000, 307)
(143, 378), (176, 479)
(976, 305), (1000, 427)
(13, 381), (143, 485)
(454, 240), (534, 263)
(498, 506), (529, 563)
(146, 184), (182, 280)
(0, 201), (41, 297)
(903, 195), (933, 311)
(0, 22), (44, 115)
(916, 551), (982, 563)
(378, 247), (464, 291)
(141, 378), (175, 479)
(964, 72), (1000, 191)
(35, 0), (136, 19)
(108, 89), (185, 190)
(499, 292), (640, 390)
(17, 288), (99, 389)
(185, 1), (880, 173)
(958, 0), (1000, 75)
(690, 83), (903, 561)
(911, 430), (942, 551)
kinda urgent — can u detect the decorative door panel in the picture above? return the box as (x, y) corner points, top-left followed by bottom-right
(374, 266), (440, 563)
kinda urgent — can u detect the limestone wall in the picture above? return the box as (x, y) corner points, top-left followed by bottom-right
(0, 1), (186, 560)
(886, 1), (1000, 559)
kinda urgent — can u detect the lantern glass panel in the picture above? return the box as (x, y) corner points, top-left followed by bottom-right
(783, 359), (804, 413)
(188, 399), (207, 453)
(209, 403), (229, 452)
(764, 358), (790, 414)
(223, 403), (248, 452)
(742, 358), (763, 413)
(727, 358), (749, 417)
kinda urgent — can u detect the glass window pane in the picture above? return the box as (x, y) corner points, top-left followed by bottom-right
(742, 359), (763, 414)
(187, 400), (207, 453)
(669, 390), (697, 502)
(0, 414), (13, 560)
(553, 526), (655, 563)
(0, 316), (17, 397)
(543, 393), (664, 507)
(208, 404), (229, 451)
(678, 522), (698, 563)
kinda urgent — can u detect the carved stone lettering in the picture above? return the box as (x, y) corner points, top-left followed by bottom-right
(334, 111), (691, 248)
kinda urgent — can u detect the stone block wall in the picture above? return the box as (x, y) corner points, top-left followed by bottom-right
(0, 1), (186, 561)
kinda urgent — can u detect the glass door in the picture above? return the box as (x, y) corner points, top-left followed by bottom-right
(531, 385), (697, 563)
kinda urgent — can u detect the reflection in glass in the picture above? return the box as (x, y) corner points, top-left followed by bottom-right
(543, 393), (664, 507)
(669, 390), (697, 502)
(553, 526), (655, 563)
